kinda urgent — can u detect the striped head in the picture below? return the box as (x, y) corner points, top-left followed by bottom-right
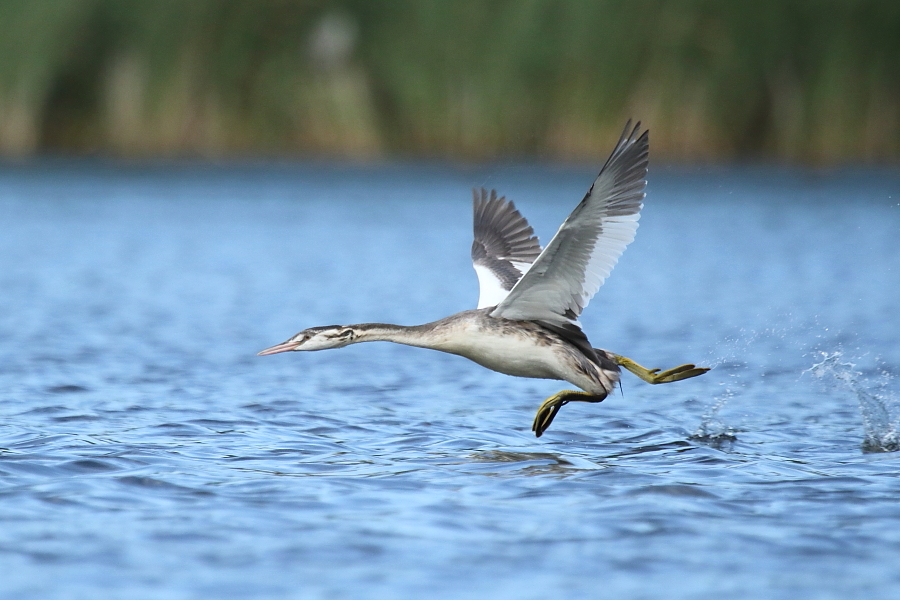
(257, 325), (357, 355)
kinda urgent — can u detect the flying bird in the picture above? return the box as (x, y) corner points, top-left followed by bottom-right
(259, 121), (709, 436)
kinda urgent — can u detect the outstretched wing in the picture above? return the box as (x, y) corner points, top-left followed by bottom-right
(471, 188), (542, 308)
(491, 121), (648, 329)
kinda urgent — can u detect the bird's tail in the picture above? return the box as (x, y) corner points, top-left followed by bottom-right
(592, 348), (621, 373)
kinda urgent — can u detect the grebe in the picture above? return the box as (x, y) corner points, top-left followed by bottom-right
(259, 121), (708, 436)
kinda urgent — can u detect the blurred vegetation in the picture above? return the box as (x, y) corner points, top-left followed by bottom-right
(0, 0), (898, 162)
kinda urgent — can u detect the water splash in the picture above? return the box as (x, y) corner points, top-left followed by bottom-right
(806, 352), (900, 453)
(690, 390), (738, 451)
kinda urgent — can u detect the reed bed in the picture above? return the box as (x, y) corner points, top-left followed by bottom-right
(0, 0), (897, 162)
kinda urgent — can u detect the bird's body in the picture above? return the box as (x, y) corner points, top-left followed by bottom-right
(430, 310), (617, 394)
(260, 121), (708, 436)
(303, 309), (620, 395)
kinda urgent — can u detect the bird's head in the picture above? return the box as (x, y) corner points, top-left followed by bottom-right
(257, 325), (357, 355)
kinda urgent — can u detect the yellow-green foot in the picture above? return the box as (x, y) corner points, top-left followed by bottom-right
(611, 354), (710, 384)
(532, 390), (606, 438)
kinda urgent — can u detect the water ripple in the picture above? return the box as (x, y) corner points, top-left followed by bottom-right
(1, 165), (900, 599)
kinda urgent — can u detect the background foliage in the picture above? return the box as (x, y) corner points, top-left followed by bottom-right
(0, 0), (898, 162)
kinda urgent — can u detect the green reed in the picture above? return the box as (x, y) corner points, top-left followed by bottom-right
(0, 0), (897, 162)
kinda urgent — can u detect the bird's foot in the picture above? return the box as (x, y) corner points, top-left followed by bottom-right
(532, 390), (606, 438)
(612, 354), (710, 384)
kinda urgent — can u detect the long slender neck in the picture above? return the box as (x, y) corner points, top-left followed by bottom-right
(349, 322), (448, 350)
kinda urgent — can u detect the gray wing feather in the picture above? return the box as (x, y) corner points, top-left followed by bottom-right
(490, 121), (648, 327)
(471, 188), (542, 308)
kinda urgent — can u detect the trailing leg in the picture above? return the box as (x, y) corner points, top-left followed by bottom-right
(610, 354), (709, 384)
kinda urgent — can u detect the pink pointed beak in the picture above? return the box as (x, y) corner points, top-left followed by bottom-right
(257, 340), (300, 356)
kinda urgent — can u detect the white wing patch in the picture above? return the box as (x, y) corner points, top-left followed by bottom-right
(474, 264), (510, 308)
(471, 189), (541, 308)
(474, 261), (534, 309)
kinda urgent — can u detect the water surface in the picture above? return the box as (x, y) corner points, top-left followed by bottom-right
(1, 162), (899, 599)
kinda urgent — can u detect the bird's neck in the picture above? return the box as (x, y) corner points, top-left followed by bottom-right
(349, 322), (449, 350)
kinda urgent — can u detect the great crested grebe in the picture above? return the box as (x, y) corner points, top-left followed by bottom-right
(259, 121), (709, 436)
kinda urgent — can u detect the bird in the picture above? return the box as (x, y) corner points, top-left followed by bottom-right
(259, 121), (709, 437)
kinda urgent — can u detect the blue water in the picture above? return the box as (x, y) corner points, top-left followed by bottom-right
(1, 162), (899, 599)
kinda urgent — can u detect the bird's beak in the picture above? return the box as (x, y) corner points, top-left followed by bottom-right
(257, 341), (300, 356)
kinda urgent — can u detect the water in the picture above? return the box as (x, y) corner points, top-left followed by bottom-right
(1, 162), (899, 599)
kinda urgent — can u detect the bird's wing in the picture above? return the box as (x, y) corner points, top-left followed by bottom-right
(471, 188), (542, 309)
(490, 121), (648, 328)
